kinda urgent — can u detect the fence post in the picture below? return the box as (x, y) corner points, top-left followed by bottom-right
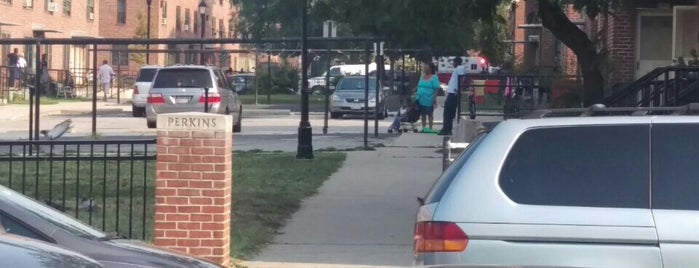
(442, 136), (451, 171)
(154, 112), (233, 266)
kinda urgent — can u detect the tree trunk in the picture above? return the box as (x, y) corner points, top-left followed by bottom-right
(537, 0), (605, 106)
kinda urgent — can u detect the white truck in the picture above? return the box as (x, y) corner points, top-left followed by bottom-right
(308, 64), (389, 94)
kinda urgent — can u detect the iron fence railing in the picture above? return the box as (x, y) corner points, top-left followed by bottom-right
(0, 139), (157, 240)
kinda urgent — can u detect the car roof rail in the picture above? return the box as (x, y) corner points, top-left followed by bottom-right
(524, 103), (699, 118)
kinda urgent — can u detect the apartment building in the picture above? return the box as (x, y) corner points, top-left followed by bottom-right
(0, 0), (100, 73)
(98, 0), (254, 73)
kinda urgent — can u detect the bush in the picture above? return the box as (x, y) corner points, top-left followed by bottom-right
(256, 63), (299, 95)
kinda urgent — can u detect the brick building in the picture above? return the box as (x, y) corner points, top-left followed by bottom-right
(0, 0), (100, 74)
(510, 0), (698, 89)
(98, 0), (254, 74)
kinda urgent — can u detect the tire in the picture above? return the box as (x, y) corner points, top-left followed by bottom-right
(311, 86), (324, 95)
(331, 112), (342, 119)
(233, 107), (242, 133)
(147, 121), (156, 129)
(132, 105), (145, 117)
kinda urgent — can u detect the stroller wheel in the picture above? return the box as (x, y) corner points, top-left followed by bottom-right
(388, 128), (393, 133)
(413, 128), (419, 133)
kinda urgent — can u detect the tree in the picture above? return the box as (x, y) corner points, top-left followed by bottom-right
(535, 0), (621, 105)
(130, 12), (148, 65)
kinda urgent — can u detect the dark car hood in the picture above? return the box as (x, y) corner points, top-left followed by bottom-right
(90, 239), (220, 268)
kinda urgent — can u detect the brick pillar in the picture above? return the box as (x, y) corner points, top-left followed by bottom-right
(154, 112), (233, 266)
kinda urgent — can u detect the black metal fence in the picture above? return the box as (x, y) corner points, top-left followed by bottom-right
(457, 74), (583, 120)
(0, 139), (157, 240)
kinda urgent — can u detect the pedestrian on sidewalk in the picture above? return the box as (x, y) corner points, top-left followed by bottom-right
(16, 54), (27, 88)
(97, 60), (115, 102)
(415, 61), (440, 131)
(39, 54), (51, 96)
(438, 57), (466, 136)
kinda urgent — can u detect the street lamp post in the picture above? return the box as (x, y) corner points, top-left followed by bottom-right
(198, 0), (207, 65)
(146, 0), (152, 64)
(297, 0), (313, 159)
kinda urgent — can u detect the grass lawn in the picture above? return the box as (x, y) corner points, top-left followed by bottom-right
(239, 94), (327, 105)
(9, 96), (91, 105)
(0, 151), (345, 260)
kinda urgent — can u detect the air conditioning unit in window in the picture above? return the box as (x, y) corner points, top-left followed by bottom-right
(88, 12), (94, 20)
(161, 18), (167, 25)
(184, 25), (190, 32)
(23, 0), (33, 8)
(47, 2), (58, 12)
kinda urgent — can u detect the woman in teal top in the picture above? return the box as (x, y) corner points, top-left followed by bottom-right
(415, 62), (441, 130)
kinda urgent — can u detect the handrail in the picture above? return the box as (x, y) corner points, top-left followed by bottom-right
(603, 66), (699, 107)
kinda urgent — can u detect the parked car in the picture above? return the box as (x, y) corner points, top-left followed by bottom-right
(146, 65), (242, 132)
(132, 65), (162, 117)
(330, 76), (388, 119)
(0, 233), (103, 268)
(414, 106), (699, 268)
(228, 73), (255, 94)
(0, 184), (222, 268)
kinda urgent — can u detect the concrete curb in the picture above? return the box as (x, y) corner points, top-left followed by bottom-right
(244, 109), (291, 117)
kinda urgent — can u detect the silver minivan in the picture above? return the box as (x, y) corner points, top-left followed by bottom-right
(415, 112), (699, 268)
(145, 65), (242, 132)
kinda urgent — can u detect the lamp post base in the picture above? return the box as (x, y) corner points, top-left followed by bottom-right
(296, 124), (314, 160)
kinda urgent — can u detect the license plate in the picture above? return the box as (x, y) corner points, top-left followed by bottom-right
(175, 96), (191, 104)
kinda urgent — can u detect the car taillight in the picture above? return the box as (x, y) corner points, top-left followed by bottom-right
(414, 222), (468, 253)
(199, 93), (221, 103)
(133, 86), (139, 95)
(147, 93), (164, 104)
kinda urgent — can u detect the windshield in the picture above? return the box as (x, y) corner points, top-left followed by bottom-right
(336, 77), (377, 91)
(152, 69), (213, 88)
(136, 68), (158, 82)
(0, 185), (106, 239)
(231, 75), (253, 84)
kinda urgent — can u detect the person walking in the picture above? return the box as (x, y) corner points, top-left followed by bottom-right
(16, 54), (27, 88)
(97, 60), (115, 101)
(7, 48), (19, 88)
(438, 57), (466, 136)
(415, 61), (441, 131)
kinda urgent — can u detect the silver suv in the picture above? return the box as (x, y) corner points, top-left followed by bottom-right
(415, 105), (699, 268)
(145, 65), (242, 132)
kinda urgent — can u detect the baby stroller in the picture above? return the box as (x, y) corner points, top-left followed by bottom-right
(388, 103), (420, 133)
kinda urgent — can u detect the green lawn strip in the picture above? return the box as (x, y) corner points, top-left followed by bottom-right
(239, 94), (326, 105)
(231, 152), (346, 259)
(0, 151), (346, 260)
(9, 96), (91, 105)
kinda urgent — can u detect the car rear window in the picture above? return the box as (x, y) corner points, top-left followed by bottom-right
(423, 133), (488, 204)
(136, 68), (158, 82)
(499, 125), (650, 208)
(152, 69), (213, 88)
(336, 77), (377, 91)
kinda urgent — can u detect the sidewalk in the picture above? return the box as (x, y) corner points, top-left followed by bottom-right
(244, 133), (445, 268)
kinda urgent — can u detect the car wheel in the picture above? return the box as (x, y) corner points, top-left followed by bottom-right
(132, 106), (144, 117)
(330, 112), (342, 119)
(147, 121), (156, 129)
(377, 106), (387, 120)
(233, 107), (242, 133)
(311, 86), (324, 95)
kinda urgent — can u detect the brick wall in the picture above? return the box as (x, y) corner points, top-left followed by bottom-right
(154, 113), (233, 266)
(606, 8), (635, 87)
(0, 0), (100, 71)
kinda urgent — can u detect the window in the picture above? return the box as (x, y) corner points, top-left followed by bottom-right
(219, 19), (224, 39)
(111, 44), (129, 66)
(652, 124), (699, 210)
(0, 0), (11, 5)
(184, 8), (190, 31)
(176, 6), (181, 32)
(117, 0), (126, 24)
(152, 69), (213, 88)
(499, 125), (650, 208)
(193, 11), (198, 34)
(211, 17), (216, 37)
(24, 0), (32, 8)
(62, 0), (70, 15)
(161, 0), (167, 18)
(86, 0), (94, 20)
(0, 213), (48, 241)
